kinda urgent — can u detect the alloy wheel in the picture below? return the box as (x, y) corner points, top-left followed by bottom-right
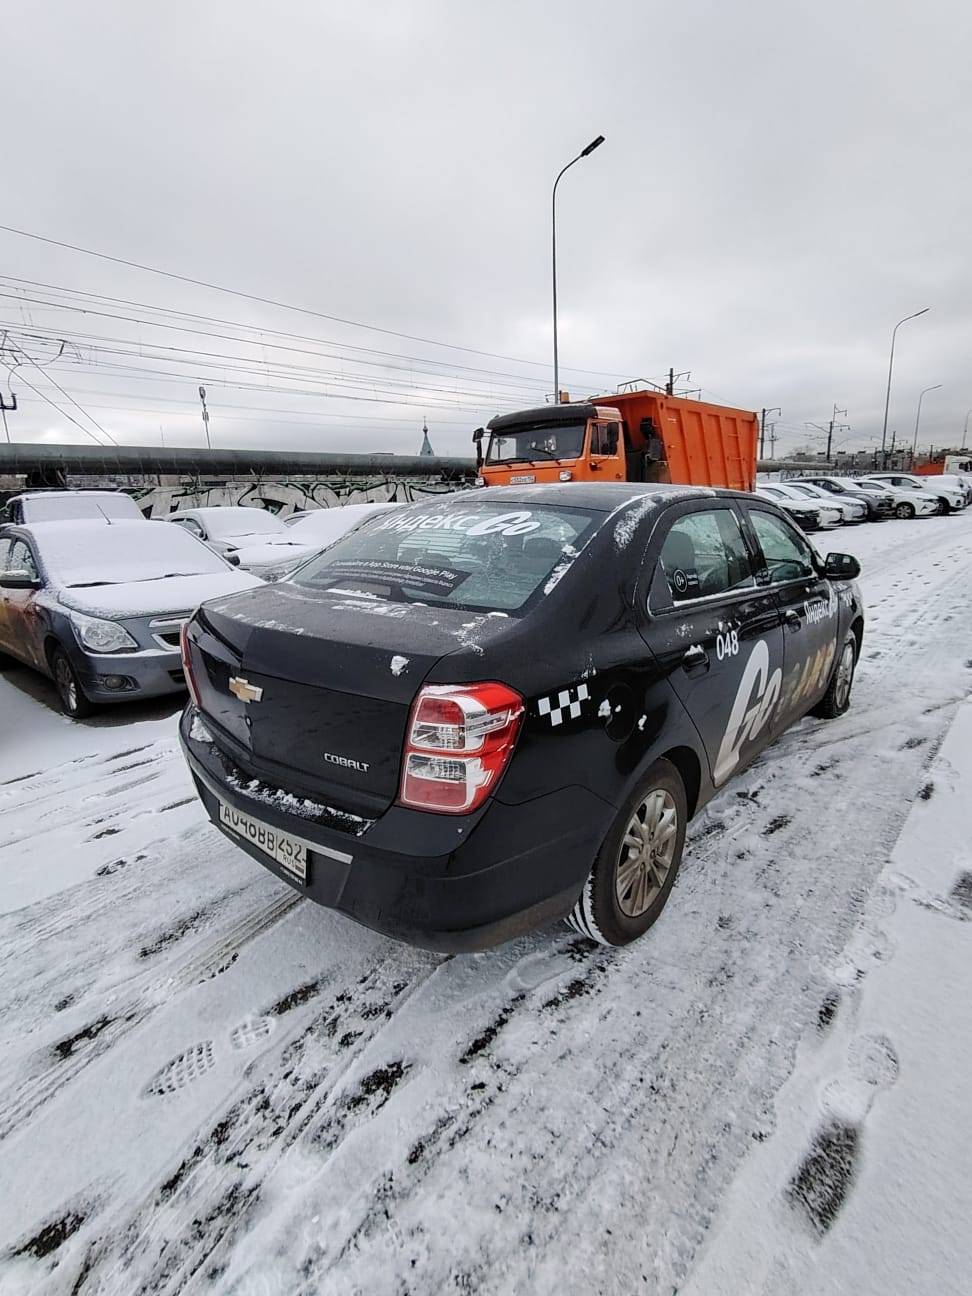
(54, 655), (79, 714)
(615, 789), (678, 918)
(835, 641), (856, 710)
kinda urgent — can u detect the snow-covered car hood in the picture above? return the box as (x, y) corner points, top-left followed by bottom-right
(57, 571), (264, 619)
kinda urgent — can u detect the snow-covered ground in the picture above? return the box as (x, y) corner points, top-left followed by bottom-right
(1, 512), (970, 1295)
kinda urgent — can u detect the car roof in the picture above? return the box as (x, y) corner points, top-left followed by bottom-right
(8, 489), (131, 501)
(464, 482), (742, 511)
(169, 506), (270, 518)
(11, 519), (156, 540)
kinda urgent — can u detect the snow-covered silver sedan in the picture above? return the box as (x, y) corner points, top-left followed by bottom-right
(0, 520), (262, 716)
(230, 503), (402, 580)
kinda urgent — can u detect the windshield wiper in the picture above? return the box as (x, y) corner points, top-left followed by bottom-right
(66, 580), (117, 588)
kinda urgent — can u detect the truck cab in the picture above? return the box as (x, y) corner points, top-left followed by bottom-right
(477, 403), (632, 487)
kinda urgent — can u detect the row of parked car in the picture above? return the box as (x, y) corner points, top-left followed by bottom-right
(0, 492), (401, 716)
(754, 472), (971, 531)
(1, 470), (969, 719)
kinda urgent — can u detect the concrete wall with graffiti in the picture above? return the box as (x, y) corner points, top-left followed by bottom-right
(99, 474), (470, 518)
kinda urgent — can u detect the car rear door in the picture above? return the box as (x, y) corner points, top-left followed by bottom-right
(640, 501), (785, 788)
(742, 504), (839, 727)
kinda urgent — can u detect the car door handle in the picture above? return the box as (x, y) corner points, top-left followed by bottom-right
(682, 644), (709, 671)
(784, 609), (801, 629)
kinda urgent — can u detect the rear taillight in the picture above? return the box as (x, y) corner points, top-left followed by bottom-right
(180, 621), (202, 709)
(399, 682), (524, 814)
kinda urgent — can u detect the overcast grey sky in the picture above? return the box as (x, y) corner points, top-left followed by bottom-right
(2, 0), (970, 458)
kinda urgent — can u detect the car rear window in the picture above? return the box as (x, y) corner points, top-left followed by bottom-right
(290, 499), (600, 612)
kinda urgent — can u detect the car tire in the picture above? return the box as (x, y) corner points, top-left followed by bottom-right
(51, 647), (96, 719)
(566, 758), (687, 947)
(894, 501), (915, 519)
(811, 632), (857, 720)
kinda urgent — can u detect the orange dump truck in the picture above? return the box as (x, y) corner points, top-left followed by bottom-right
(474, 390), (758, 492)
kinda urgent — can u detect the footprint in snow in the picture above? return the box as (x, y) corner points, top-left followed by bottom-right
(143, 1041), (216, 1097)
(230, 1016), (274, 1051)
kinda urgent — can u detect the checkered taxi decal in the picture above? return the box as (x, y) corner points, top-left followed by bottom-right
(537, 683), (590, 727)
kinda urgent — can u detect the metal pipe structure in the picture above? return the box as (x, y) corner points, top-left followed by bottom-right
(0, 442), (476, 480)
(911, 384), (942, 454)
(552, 135), (604, 404)
(880, 308), (930, 461)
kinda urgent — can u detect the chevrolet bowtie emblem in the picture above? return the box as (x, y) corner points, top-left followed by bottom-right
(229, 676), (263, 703)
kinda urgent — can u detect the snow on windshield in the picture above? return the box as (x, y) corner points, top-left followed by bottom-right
(36, 521), (230, 586)
(202, 508), (286, 539)
(287, 503), (399, 545)
(292, 500), (598, 613)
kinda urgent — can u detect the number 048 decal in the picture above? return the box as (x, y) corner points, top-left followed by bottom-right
(715, 628), (739, 660)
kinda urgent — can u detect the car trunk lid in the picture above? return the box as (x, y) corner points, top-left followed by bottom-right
(191, 583), (503, 815)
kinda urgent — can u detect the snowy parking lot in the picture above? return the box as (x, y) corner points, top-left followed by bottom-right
(1, 512), (971, 1295)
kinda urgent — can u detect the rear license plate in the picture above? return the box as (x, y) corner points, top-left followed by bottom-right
(218, 800), (307, 882)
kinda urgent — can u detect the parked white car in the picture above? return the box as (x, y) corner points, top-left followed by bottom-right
(165, 506), (287, 559)
(4, 490), (145, 524)
(919, 473), (972, 505)
(753, 485), (843, 530)
(867, 473), (966, 514)
(778, 481), (868, 523)
(853, 479), (940, 520)
(231, 502), (402, 580)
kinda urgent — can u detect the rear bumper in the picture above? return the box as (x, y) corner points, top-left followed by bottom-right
(179, 707), (612, 952)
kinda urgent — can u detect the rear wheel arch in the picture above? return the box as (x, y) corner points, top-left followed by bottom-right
(657, 744), (702, 818)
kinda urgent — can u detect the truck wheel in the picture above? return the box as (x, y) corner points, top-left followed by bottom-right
(811, 632), (857, 720)
(894, 501), (915, 519)
(566, 758), (687, 946)
(52, 647), (96, 719)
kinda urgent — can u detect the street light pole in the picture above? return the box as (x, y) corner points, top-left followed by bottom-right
(552, 135), (604, 404)
(881, 307), (930, 464)
(911, 383), (942, 456)
(962, 409), (971, 449)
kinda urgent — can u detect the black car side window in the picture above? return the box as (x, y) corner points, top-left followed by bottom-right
(749, 510), (815, 583)
(657, 508), (755, 604)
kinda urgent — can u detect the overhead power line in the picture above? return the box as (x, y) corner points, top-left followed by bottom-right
(0, 275), (615, 391)
(0, 223), (629, 379)
(0, 359), (114, 446)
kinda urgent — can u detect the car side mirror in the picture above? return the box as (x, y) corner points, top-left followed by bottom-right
(0, 570), (41, 590)
(824, 552), (860, 580)
(225, 552), (241, 566)
(472, 426), (484, 469)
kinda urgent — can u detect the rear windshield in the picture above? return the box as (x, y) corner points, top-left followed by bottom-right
(21, 494), (143, 522)
(290, 499), (599, 613)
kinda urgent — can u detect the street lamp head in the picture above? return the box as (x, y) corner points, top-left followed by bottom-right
(581, 135), (605, 157)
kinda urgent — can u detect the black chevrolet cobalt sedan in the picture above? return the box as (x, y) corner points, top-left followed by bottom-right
(180, 484), (863, 951)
